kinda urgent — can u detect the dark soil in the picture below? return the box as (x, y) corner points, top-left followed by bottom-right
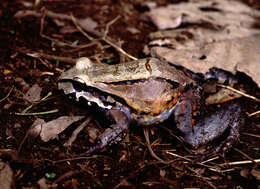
(0, 0), (260, 188)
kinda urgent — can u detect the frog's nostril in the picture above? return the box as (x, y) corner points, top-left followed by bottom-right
(199, 55), (207, 60)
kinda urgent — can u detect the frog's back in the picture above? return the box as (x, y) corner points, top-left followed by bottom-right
(90, 58), (192, 86)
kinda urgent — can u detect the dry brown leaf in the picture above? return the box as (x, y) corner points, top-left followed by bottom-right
(240, 168), (249, 178)
(37, 177), (57, 189)
(205, 88), (242, 105)
(23, 83), (42, 102)
(78, 17), (100, 36)
(31, 116), (84, 142)
(147, 0), (260, 31)
(146, 0), (260, 87)
(149, 25), (260, 50)
(29, 118), (46, 137)
(126, 27), (140, 34)
(251, 168), (260, 180)
(151, 35), (260, 87)
(0, 161), (14, 189)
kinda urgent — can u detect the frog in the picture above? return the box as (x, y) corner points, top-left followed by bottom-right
(58, 57), (244, 157)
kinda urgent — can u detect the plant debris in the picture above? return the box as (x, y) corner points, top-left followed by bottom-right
(0, 0), (259, 188)
(147, 0), (260, 87)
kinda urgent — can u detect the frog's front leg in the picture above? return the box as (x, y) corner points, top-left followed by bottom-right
(184, 104), (244, 151)
(174, 85), (244, 153)
(78, 109), (130, 157)
(174, 84), (204, 135)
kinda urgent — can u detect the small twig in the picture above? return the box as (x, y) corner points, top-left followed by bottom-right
(210, 167), (236, 173)
(41, 91), (53, 101)
(26, 52), (76, 64)
(187, 167), (217, 189)
(219, 159), (260, 166)
(14, 10), (42, 18)
(38, 57), (52, 69)
(71, 13), (137, 60)
(64, 116), (92, 147)
(15, 109), (58, 116)
(14, 9), (72, 20)
(39, 10), (93, 49)
(39, 10), (71, 47)
(201, 156), (219, 164)
(102, 38), (137, 60)
(21, 92), (53, 114)
(143, 128), (170, 164)
(39, 10), (46, 38)
(161, 126), (193, 154)
(53, 170), (81, 184)
(62, 41), (99, 53)
(242, 132), (260, 138)
(165, 151), (191, 162)
(43, 9), (71, 20)
(166, 151), (222, 171)
(102, 16), (137, 60)
(40, 71), (54, 76)
(234, 148), (256, 163)
(21, 104), (33, 114)
(0, 86), (14, 103)
(44, 155), (100, 164)
(71, 14), (94, 41)
(247, 110), (260, 117)
(218, 84), (260, 103)
(103, 15), (121, 38)
(101, 15), (138, 60)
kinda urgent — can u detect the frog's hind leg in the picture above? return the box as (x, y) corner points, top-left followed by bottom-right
(185, 104), (245, 155)
(78, 109), (130, 157)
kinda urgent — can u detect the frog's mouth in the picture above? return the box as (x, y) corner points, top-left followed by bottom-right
(58, 79), (114, 110)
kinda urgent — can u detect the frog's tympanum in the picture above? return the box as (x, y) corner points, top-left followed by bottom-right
(58, 57), (244, 156)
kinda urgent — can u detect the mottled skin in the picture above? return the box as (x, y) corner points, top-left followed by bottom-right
(58, 57), (244, 157)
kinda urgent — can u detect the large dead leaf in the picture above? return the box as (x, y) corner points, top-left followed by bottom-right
(146, 0), (260, 87)
(147, 0), (260, 31)
(0, 161), (14, 189)
(149, 25), (260, 50)
(30, 116), (84, 142)
(151, 34), (260, 87)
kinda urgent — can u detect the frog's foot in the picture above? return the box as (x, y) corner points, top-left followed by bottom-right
(184, 104), (244, 155)
(78, 109), (130, 157)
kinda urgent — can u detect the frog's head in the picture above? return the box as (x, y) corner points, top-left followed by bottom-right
(58, 57), (113, 109)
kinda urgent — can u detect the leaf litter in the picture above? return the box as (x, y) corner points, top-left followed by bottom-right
(29, 116), (84, 142)
(1, 0), (260, 188)
(146, 0), (260, 87)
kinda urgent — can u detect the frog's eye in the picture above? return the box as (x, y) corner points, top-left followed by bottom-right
(76, 57), (93, 70)
(73, 76), (85, 84)
(73, 74), (92, 86)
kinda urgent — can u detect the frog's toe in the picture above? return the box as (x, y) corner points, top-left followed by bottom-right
(184, 104), (244, 152)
